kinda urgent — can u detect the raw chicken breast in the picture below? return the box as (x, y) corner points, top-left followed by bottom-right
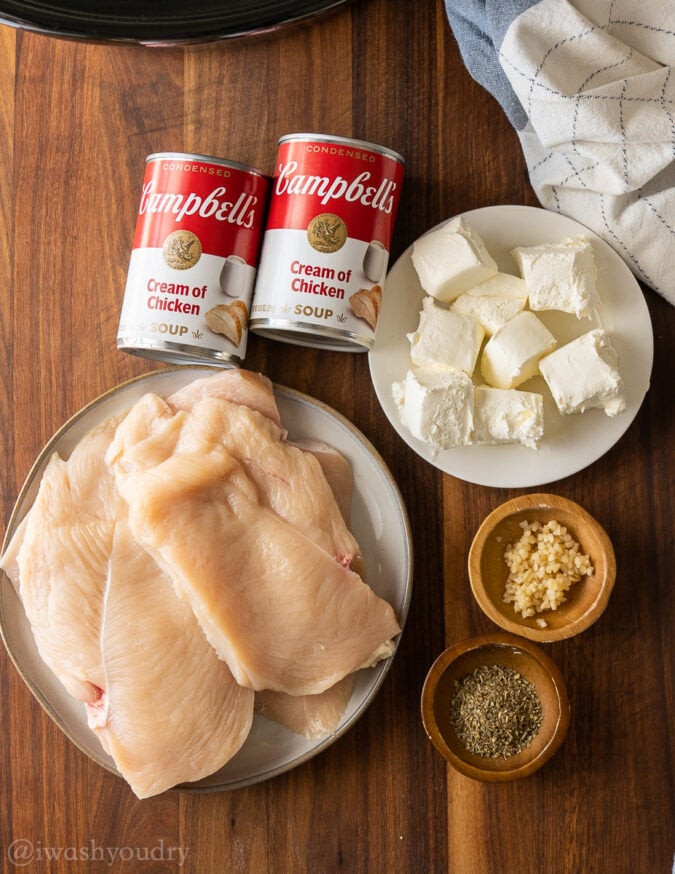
(0, 514), (28, 594)
(2, 417), (123, 703)
(1, 368), (400, 795)
(110, 393), (360, 567)
(168, 368), (282, 427)
(182, 398), (360, 566)
(291, 437), (354, 526)
(171, 371), (358, 563)
(256, 674), (355, 740)
(89, 524), (253, 799)
(255, 436), (359, 736)
(1, 406), (254, 798)
(108, 395), (401, 696)
(254, 437), (360, 737)
(295, 435), (367, 579)
(169, 371), (353, 527)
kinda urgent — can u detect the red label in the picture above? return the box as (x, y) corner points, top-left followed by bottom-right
(132, 156), (270, 264)
(265, 139), (404, 246)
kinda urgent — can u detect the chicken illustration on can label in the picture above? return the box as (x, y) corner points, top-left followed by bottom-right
(250, 134), (405, 352)
(117, 152), (270, 366)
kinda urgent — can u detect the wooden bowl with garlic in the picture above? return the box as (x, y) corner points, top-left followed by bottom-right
(468, 493), (616, 642)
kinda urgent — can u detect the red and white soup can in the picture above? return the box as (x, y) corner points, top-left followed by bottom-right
(117, 152), (270, 366)
(250, 134), (405, 351)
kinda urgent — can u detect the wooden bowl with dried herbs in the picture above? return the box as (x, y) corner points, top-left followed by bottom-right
(421, 632), (570, 782)
(468, 493), (616, 643)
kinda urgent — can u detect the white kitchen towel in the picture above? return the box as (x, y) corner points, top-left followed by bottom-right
(444, 0), (675, 306)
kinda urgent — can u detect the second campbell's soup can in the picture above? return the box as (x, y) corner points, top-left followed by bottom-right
(117, 152), (270, 366)
(250, 134), (405, 351)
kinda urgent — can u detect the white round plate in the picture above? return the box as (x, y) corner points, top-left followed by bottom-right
(0, 367), (412, 792)
(369, 205), (654, 488)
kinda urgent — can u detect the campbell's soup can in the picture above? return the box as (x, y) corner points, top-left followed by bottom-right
(117, 152), (270, 366)
(250, 134), (405, 351)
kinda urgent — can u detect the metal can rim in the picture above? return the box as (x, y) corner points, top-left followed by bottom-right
(117, 336), (243, 367)
(277, 133), (405, 166)
(146, 151), (270, 180)
(249, 319), (372, 352)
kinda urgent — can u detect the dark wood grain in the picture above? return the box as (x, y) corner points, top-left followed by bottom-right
(0, 1), (673, 872)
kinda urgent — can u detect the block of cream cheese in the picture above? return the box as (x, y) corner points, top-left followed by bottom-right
(411, 217), (498, 302)
(450, 272), (528, 335)
(473, 386), (544, 449)
(480, 311), (557, 389)
(392, 367), (473, 450)
(511, 237), (598, 319)
(408, 296), (485, 374)
(539, 328), (626, 416)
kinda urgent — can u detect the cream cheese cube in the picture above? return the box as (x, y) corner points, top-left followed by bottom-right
(408, 297), (485, 374)
(450, 272), (528, 336)
(392, 367), (473, 450)
(511, 237), (598, 319)
(411, 217), (498, 303)
(539, 329), (626, 416)
(473, 386), (544, 449)
(480, 311), (557, 389)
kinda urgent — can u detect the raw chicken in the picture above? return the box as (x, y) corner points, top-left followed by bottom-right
(291, 437), (355, 526)
(0, 369), (401, 795)
(256, 675), (355, 740)
(108, 394), (401, 695)
(110, 393), (360, 567)
(2, 417), (123, 703)
(89, 523), (253, 798)
(0, 515), (27, 590)
(172, 375), (369, 735)
(1, 404), (253, 798)
(255, 435), (359, 737)
(168, 368), (282, 427)
(171, 372), (360, 564)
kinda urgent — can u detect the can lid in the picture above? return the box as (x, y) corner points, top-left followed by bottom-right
(146, 152), (270, 179)
(277, 134), (405, 166)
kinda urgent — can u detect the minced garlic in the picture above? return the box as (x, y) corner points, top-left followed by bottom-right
(503, 519), (593, 618)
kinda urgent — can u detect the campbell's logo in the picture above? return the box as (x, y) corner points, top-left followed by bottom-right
(139, 180), (259, 229)
(263, 138), (404, 246)
(275, 161), (398, 214)
(132, 160), (270, 262)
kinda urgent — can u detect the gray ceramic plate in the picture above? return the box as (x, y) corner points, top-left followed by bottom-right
(0, 367), (412, 791)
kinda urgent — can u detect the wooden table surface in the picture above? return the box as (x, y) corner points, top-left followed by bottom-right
(0, 2), (673, 872)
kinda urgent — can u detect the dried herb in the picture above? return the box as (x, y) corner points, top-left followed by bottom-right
(449, 664), (543, 759)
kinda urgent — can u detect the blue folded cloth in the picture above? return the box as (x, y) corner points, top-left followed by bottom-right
(445, 0), (533, 128)
(444, 0), (675, 305)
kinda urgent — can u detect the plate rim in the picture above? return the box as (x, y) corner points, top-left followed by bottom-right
(0, 365), (413, 792)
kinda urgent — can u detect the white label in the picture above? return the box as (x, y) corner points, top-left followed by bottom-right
(250, 229), (388, 340)
(118, 247), (255, 358)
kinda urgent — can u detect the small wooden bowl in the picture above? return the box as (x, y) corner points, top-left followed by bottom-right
(468, 493), (616, 642)
(421, 632), (570, 782)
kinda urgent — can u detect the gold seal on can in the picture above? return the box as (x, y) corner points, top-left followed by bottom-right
(162, 230), (202, 270)
(306, 213), (348, 253)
